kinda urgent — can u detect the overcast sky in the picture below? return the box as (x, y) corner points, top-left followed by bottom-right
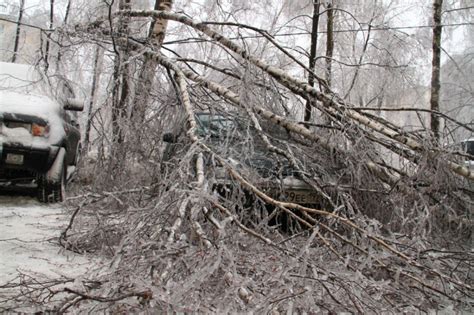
(4, 0), (472, 60)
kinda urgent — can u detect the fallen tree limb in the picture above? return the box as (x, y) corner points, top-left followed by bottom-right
(122, 10), (473, 181)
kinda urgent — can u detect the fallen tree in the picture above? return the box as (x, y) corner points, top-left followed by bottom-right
(3, 7), (472, 313)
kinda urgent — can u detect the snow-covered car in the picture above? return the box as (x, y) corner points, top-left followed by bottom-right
(0, 62), (83, 203)
(162, 112), (319, 205)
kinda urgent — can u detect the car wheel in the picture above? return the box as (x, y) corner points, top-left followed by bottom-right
(37, 149), (67, 203)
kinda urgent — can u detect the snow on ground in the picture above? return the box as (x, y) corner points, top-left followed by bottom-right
(0, 192), (97, 309)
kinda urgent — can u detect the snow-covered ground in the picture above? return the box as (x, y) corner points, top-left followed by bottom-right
(0, 193), (97, 310)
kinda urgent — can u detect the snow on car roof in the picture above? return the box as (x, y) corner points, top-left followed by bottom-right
(0, 62), (65, 144)
(0, 61), (37, 77)
(0, 61), (45, 92)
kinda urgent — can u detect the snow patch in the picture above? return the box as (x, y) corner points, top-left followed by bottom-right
(0, 195), (97, 285)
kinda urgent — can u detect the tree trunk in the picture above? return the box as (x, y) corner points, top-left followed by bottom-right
(111, 0), (132, 145)
(44, 0), (55, 73)
(325, 1), (334, 91)
(430, 0), (443, 142)
(56, 0), (72, 67)
(304, 1), (320, 122)
(131, 0), (173, 124)
(84, 45), (103, 150)
(107, 0), (134, 178)
(11, 0), (25, 63)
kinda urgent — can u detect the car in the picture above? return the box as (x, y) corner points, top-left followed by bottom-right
(162, 112), (319, 205)
(0, 62), (83, 203)
(461, 138), (474, 170)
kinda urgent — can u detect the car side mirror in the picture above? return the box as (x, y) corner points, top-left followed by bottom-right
(163, 133), (176, 143)
(64, 98), (84, 111)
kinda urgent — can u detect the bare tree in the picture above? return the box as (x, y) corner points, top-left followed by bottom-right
(55, 0), (72, 68)
(43, 0), (55, 72)
(430, 0), (443, 142)
(325, 0), (334, 90)
(304, 1), (321, 122)
(84, 45), (103, 150)
(11, 0), (25, 63)
(111, 0), (132, 146)
(131, 0), (173, 126)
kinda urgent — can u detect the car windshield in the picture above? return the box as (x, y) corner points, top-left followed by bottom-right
(462, 139), (474, 157)
(196, 113), (235, 137)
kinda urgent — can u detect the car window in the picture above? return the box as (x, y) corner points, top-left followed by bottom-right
(462, 139), (474, 156)
(196, 113), (235, 137)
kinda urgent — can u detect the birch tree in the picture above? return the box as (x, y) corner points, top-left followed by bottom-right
(131, 0), (173, 126)
(430, 0), (443, 142)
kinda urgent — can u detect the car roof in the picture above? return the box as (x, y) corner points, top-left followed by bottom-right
(0, 61), (38, 79)
(0, 62), (43, 90)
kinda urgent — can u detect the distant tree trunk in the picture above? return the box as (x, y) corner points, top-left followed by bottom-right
(111, 0), (132, 145)
(430, 0), (443, 142)
(325, 1), (334, 91)
(344, 24), (372, 100)
(84, 45), (104, 150)
(106, 0), (133, 177)
(44, 0), (55, 73)
(304, 1), (320, 122)
(131, 0), (173, 124)
(11, 0), (25, 63)
(56, 0), (72, 67)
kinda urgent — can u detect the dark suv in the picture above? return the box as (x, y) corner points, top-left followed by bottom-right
(163, 112), (319, 205)
(0, 62), (83, 203)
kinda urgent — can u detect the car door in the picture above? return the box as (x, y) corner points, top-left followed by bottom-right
(61, 110), (81, 165)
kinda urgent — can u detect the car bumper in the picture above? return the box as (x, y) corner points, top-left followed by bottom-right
(215, 168), (320, 204)
(0, 141), (59, 175)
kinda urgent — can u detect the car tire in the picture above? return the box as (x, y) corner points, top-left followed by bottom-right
(73, 143), (82, 166)
(37, 150), (67, 203)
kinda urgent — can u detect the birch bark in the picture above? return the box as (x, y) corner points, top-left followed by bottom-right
(131, 0), (173, 124)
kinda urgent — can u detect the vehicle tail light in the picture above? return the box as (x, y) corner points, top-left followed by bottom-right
(31, 123), (49, 137)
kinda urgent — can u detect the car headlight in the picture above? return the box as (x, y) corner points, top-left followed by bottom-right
(31, 123), (49, 137)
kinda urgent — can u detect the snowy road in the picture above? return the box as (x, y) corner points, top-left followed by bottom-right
(0, 192), (95, 308)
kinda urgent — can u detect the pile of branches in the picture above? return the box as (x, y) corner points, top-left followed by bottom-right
(4, 9), (473, 313)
